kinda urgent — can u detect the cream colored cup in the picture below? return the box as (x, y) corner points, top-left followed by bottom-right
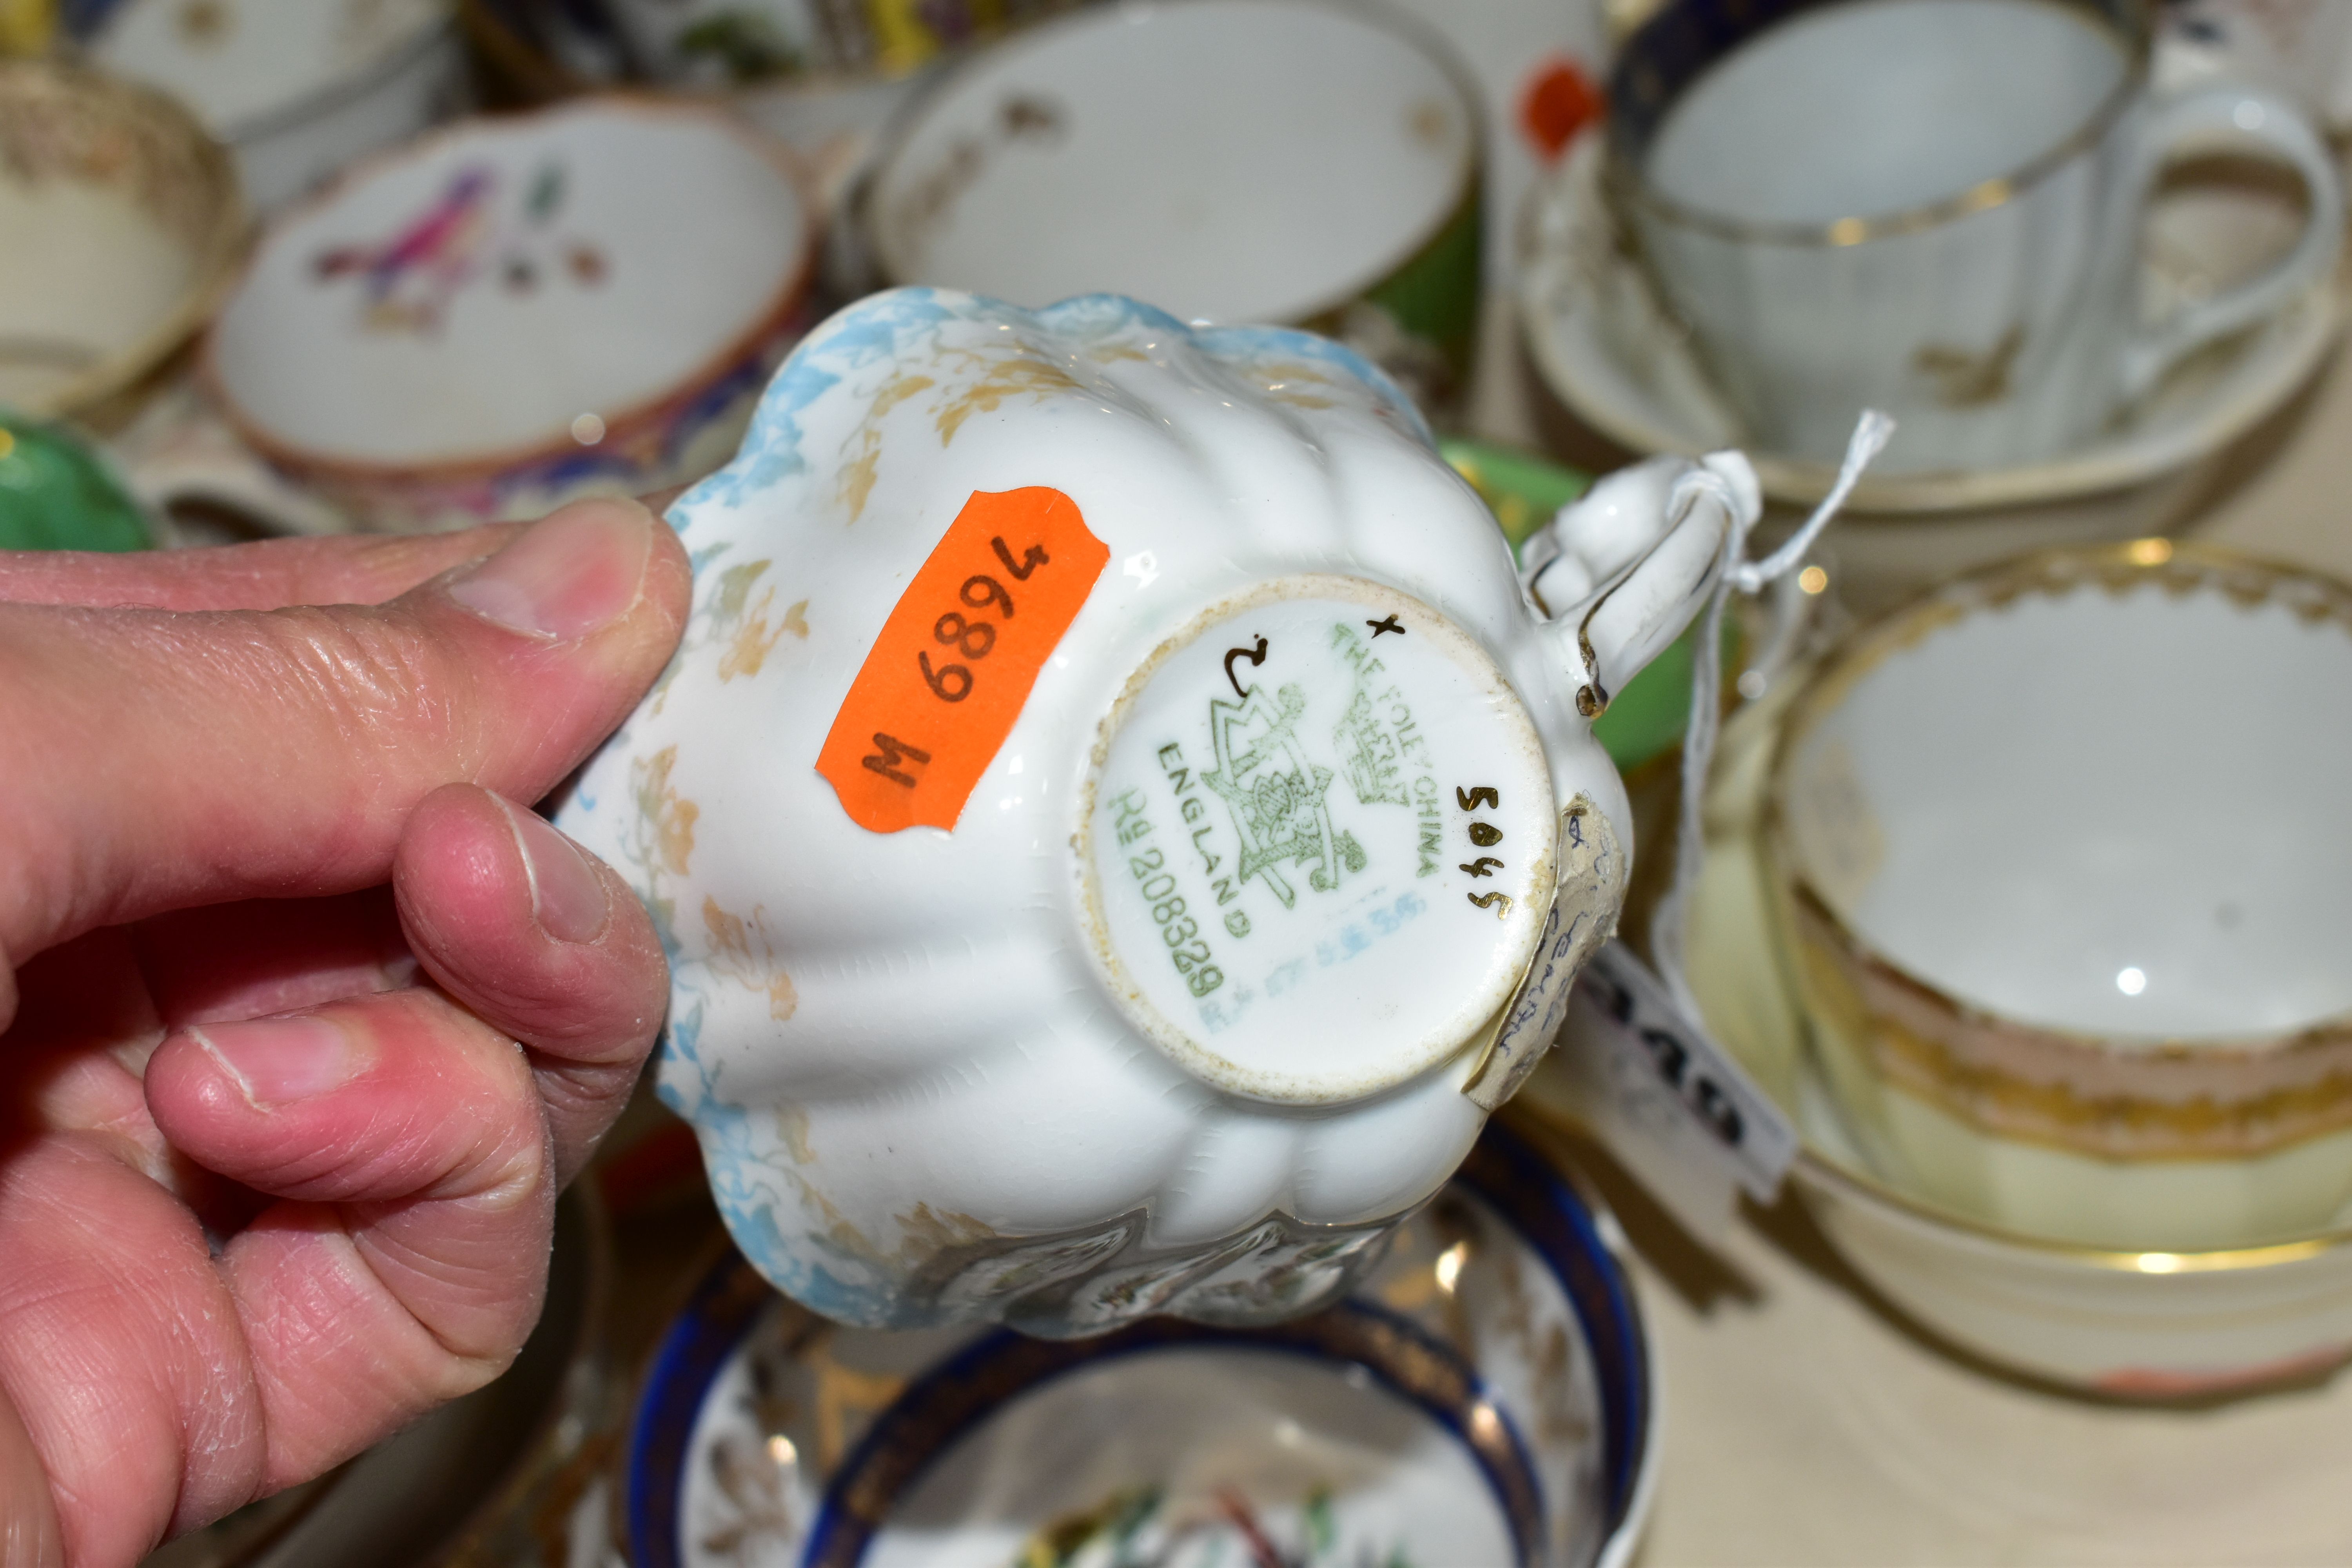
(1765, 543), (2352, 1251)
(0, 61), (247, 428)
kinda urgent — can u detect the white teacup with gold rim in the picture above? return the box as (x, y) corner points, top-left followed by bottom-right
(859, 0), (1485, 416)
(554, 286), (1733, 1335)
(1608, 0), (2344, 473)
(1767, 542), (2352, 1251)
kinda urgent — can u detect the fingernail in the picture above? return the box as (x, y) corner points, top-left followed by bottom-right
(503, 799), (611, 944)
(447, 497), (653, 641)
(192, 1016), (367, 1109)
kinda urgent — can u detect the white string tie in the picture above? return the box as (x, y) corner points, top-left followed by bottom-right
(1646, 410), (1895, 1022)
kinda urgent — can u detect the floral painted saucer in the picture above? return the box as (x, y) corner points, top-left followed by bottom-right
(625, 1129), (1655, 1568)
(205, 96), (817, 531)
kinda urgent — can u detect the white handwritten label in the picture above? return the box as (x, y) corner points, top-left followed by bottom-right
(1551, 941), (1798, 1236)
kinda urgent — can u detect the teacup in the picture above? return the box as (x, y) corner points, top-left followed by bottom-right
(82, 0), (470, 210)
(1607, 0), (2344, 472)
(857, 0), (1485, 415)
(554, 287), (1733, 1335)
(600, 0), (1083, 86)
(1766, 542), (2352, 1250)
(204, 98), (817, 533)
(1631, 670), (2352, 1398)
(0, 61), (247, 427)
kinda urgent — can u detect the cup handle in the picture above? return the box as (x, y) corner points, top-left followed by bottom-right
(1526, 452), (1751, 714)
(2119, 84), (2345, 400)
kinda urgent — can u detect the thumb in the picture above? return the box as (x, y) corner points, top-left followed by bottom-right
(0, 497), (690, 977)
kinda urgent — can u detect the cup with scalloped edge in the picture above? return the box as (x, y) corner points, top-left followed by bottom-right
(1764, 541), (2352, 1253)
(552, 285), (1739, 1337)
(0, 61), (247, 428)
(203, 96), (817, 532)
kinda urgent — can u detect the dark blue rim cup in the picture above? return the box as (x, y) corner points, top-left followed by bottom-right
(1605, 0), (2148, 243)
(625, 1123), (1651, 1568)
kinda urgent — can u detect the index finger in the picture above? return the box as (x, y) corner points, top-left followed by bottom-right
(0, 525), (525, 612)
(0, 497), (690, 977)
(0, 485), (689, 614)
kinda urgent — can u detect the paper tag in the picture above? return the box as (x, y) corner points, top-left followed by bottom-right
(818, 487), (1109, 833)
(1551, 941), (1798, 1234)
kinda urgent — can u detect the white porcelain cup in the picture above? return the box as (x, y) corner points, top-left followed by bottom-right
(1607, 0), (2344, 472)
(1767, 543), (2352, 1252)
(858, 0), (1486, 414)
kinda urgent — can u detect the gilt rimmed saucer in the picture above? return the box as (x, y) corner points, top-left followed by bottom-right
(626, 1129), (1655, 1568)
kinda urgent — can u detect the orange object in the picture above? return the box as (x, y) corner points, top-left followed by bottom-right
(817, 486), (1109, 833)
(1520, 56), (1605, 163)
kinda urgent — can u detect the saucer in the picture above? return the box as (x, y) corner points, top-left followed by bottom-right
(461, 0), (924, 223)
(625, 1129), (1656, 1568)
(204, 96), (817, 530)
(1519, 134), (2341, 514)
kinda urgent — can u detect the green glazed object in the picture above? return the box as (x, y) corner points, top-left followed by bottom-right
(1443, 436), (1590, 554)
(0, 411), (151, 553)
(1443, 437), (1729, 773)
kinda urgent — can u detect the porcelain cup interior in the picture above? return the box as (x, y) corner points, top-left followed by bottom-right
(1789, 1106), (2352, 1398)
(1764, 543), (2352, 1250)
(0, 62), (246, 423)
(1657, 659), (2352, 1397)
(205, 98), (812, 507)
(863, 0), (1483, 402)
(1606, 0), (2344, 472)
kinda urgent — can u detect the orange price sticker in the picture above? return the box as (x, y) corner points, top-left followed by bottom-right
(817, 487), (1110, 833)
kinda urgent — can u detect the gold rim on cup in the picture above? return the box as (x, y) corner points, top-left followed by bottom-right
(1602, 0), (2155, 249)
(0, 60), (250, 422)
(1764, 541), (2352, 1186)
